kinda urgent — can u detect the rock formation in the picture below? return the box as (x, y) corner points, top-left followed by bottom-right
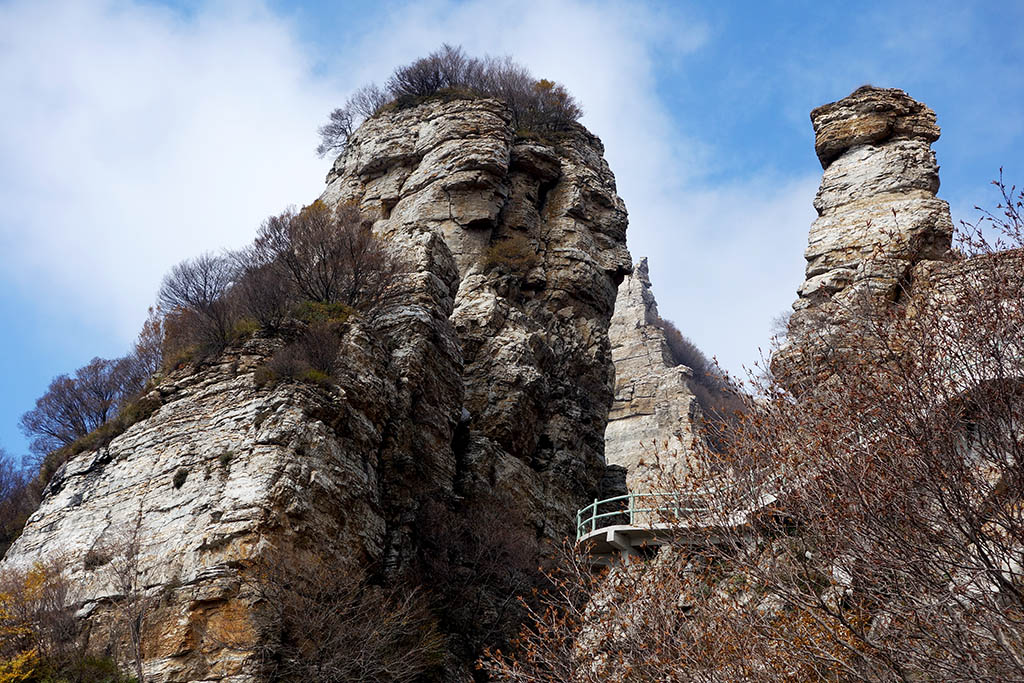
(3, 96), (630, 680)
(10, 76), (1006, 683)
(775, 86), (955, 384)
(3, 283), (462, 679)
(320, 96), (631, 546)
(603, 258), (702, 492)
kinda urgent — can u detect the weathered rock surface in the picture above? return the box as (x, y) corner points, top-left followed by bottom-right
(603, 259), (702, 492)
(3, 313), (456, 680)
(322, 96), (631, 539)
(3, 96), (630, 681)
(775, 86), (955, 384)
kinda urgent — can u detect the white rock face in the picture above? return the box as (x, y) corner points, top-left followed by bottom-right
(603, 259), (701, 492)
(322, 96), (632, 538)
(2, 334), (404, 681)
(776, 86), (954, 385)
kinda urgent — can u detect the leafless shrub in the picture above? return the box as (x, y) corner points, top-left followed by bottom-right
(520, 79), (583, 132)
(20, 357), (123, 457)
(297, 322), (340, 377)
(99, 505), (151, 683)
(116, 306), (165, 400)
(769, 309), (793, 342)
(254, 201), (403, 310)
(315, 85), (392, 157)
(0, 454), (36, 558)
(258, 344), (310, 385)
(247, 549), (444, 682)
(416, 498), (539, 661)
(386, 43), (467, 98)
(317, 45), (583, 157)
(960, 168), (1023, 255)
(231, 248), (292, 330)
(484, 232), (540, 275)
(20, 305), (169, 467)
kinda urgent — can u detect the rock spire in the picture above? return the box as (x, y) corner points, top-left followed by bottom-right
(604, 258), (702, 492)
(776, 86), (954, 382)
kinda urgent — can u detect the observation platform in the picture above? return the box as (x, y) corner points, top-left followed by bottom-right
(575, 488), (778, 565)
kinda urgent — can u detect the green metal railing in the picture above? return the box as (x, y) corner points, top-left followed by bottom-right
(575, 492), (708, 542)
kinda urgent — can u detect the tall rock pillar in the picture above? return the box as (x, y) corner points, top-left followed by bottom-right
(604, 259), (702, 492)
(776, 86), (955, 384)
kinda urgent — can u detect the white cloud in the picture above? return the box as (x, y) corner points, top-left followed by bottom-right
(0, 0), (338, 339)
(0, 0), (820, 380)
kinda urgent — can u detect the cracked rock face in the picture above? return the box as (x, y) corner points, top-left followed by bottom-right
(603, 259), (702, 493)
(3, 96), (630, 681)
(322, 96), (631, 541)
(775, 86), (954, 385)
(2, 332), (409, 681)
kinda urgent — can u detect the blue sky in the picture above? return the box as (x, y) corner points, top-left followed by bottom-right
(1, 0), (1022, 461)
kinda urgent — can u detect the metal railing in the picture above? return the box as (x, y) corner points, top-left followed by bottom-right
(575, 473), (789, 543)
(575, 492), (709, 542)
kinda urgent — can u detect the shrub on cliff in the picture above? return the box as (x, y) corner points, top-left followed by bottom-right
(317, 44), (583, 158)
(484, 232), (540, 276)
(0, 560), (134, 682)
(0, 454), (34, 558)
(158, 200), (401, 375)
(158, 252), (238, 356)
(251, 201), (402, 310)
(20, 317), (162, 460)
(247, 550), (444, 682)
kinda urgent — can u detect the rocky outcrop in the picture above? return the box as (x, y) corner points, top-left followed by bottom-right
(603, 259), (702, 492)
(3, 95), (630, 680)
(322, 96), (631, 539)
(3, 249), (463, 680)
(775, 86), (955, 384)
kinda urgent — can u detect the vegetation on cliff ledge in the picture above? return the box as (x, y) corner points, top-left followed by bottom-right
(316, 44), (583, 158)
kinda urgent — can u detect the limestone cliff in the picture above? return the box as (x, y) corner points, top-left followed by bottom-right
(603, 259), (702, 492)
(321, 97), (630, 541)
(2, 97), (630, 681)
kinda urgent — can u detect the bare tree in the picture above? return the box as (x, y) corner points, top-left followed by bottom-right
(20, 357), (123, 457)
(103, 505), (150, 683)
(386, 43), (468, 98)
(315, 85), (389, 158)
(254, 201), (403, 311)
(231, 248), (292, 330)
(0, 451), (35, 557)
(158, 252), (237, 351)
(115, 306), (165, 399)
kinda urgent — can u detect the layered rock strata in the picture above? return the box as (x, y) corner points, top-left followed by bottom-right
(3, 96), (631, 681)
(603, 259), (702, 492)
(775, 86), (955, 384)
(321, 97), (631, 538)
(4, 308), (461, 680)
